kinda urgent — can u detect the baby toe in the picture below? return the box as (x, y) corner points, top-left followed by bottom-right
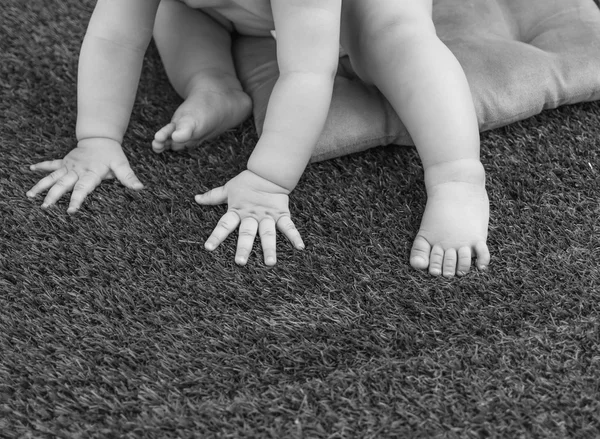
(410, 235), (431, 270)
(428, 244), (445, 276)
(456, 246), (472, 276)
(442, 248), (458, 278)
(171, 116), (197, 143)
(152, 139), (167, 153)
(154, 122), (176, 142)
(475, 241), (490, 271)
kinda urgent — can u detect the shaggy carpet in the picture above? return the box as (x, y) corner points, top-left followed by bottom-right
(1, 1), (599, 437)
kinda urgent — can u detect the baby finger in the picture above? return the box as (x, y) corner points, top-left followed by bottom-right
(41, 170), (79, 208)
(30, 159), (64, 172)
(204, 211), (240, 251)
(26, 167), (68, 199)
(235, 217), (259, 266)
(258, 217), (277, 266)
(67, 171), (103, 214)
(277, 216), (304, 250)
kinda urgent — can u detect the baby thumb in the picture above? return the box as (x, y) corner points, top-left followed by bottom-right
(113, 162), (144, 190)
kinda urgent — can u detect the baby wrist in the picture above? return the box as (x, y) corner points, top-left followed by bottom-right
(246, 159), (296, 194)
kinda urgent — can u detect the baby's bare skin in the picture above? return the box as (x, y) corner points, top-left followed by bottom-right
(410, 160), (490, 275)
(151, 1), (257, 153)
(156, 0), (491, 276)
(27, 0), (491, 275)
(152, 78), (251, 153)
(338, 0), (490, 276)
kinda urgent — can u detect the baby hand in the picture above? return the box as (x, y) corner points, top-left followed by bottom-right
(195, 170), (305, 266)
(27, 138), (144, 213)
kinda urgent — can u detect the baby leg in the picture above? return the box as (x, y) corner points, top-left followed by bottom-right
(152, 0), (251, 152)
(341, 0), (490, 277)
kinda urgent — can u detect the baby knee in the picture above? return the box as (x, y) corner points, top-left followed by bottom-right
(349, 13), (435, 62)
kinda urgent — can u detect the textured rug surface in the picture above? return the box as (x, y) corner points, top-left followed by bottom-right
(1, 0), (600, 437)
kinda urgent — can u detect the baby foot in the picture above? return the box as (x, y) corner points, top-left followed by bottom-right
(153, 84), (252, 153)
(409, 161), (490, 277)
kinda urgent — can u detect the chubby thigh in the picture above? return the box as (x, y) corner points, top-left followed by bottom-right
(340, 0), (433, 84)
(176, 0), (275, 35)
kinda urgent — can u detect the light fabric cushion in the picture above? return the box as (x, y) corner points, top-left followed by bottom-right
(233, 0), (600, 162)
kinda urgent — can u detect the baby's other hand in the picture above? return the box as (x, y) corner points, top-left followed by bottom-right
(195, 170), (305, 266)
(27, 138), (144, 213)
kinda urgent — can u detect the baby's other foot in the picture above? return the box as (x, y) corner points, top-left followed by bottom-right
(409, 162), (490, 277)
(153, 118), (195, 153)
(152, 85), (252, 153)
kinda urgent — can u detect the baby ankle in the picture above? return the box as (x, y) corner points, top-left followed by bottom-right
(424, 159), (485, 188)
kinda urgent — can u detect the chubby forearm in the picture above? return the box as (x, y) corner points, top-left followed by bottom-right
(75, 0), (159, 143)
(247, 71), (334, 191)
(246, 0), (340, 192)
(75, 36), (147, 143)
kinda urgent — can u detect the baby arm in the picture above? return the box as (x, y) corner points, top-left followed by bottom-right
(196, 0), (342, 265)
(27, 0), (161, 213)
(247, 1), (341, 190)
